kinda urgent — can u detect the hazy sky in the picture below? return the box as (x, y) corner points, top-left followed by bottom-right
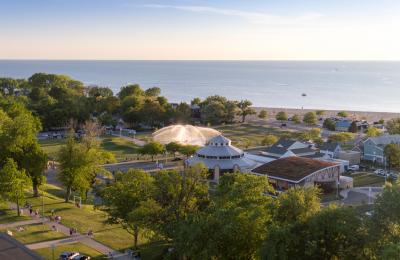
(1, 0), (400, 60)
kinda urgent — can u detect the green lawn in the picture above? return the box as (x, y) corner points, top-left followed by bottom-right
(35, 242), (106, 260)
(0, 201), (30, 224)
(39, 139), (65, 160)
(39, 136), (141, 162)
(6, 223), (66, 244)
(24, 184), (154, 252)
(100, 136), (140, 162)
(352, 172), (385, 187)
(214, 123), (299, 148)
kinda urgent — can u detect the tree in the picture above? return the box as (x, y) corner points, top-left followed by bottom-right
(384, 144), (400, 170)
(98, 169), (155, 248)
(0, 100), (46, 197)
(258, 109), (268, 119)
(237, 99), (256, 123)
(275, 111), (288, 121)
(153, 164), (210, 240)
(58, 132), (113, 202)
(369, 183), (400, 255)
(323, 118), (336, 131)
(144, 87), (161, 97)
(179, 145), (199, 158)
(328, 132), (353, 144)
(19, 143), (47, 197)
(175, 173), (272, 259)
(303, 112), (317, 125)
(0, 159), (31, 216)
(272, 187), (321, 225)
(386, 118), (400, 134)
(191, 97), (201, 105)
(118, 84), (144, 100)
(365, 126), (381, 137)
(337, 111), (348, 118)
(262, 135), (278, 146)
(292, 114), (301, 124)
(315, 110), (325, 116)
(165, 142), (182, 158)
(139, 142), (165, 161)
(348, 121), (358, 133)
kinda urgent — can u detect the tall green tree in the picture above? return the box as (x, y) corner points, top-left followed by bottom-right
(58, 131), (113, 202)
(0, 159), (31, 216)
(98, 169), (156, 248)
(237, 99), (256, 123)
(139, 142), (165, 161)
(275, 111), (288, 121)
(365, 126), (381, 137)
(323, 118), (336, 131)
(303, 112), (317, 125)
(386, 118), (400, 135)
(175, 173), (272, 259)
(165, 142), (182, 158)
(384, 144), (400, 170)
(258, 109), (268, 119)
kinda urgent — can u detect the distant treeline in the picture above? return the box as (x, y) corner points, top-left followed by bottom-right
(0, 73), (256, 130)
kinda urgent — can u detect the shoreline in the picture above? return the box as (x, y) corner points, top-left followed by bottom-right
(253, 107), (400, 122)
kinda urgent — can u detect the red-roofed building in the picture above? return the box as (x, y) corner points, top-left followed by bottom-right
(251, 157), (340, 191)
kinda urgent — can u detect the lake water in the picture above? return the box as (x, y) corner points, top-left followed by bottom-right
(1, 60), (399, 112)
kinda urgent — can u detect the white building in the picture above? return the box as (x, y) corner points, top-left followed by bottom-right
(187, 135), (258, 182)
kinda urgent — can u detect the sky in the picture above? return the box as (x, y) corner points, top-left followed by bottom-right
(1, 0), (400, 60)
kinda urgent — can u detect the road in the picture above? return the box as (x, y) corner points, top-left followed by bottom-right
(103, 160), (183, 173)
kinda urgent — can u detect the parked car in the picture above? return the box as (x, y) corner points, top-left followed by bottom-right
(348, 165), (359, 171)
(281, 123), (287, 127)
(387, 172), (398, 180)
(72, 255), (91, 260)
(60, 252), (79, 260)
(374, 169), (386, 176)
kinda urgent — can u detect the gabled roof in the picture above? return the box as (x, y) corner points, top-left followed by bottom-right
(291, 147), (316, 154)
(365, 135), (400, 146)
(264, 139), (297, 155)
(320, 142), (340, 152)
(252, 157), (337, 182)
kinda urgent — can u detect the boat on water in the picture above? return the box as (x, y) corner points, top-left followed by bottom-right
(302, 93), (307, 97)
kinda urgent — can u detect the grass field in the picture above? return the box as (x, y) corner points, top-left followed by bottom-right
(352, 172), (385, 187)
(35, 242), (106, 260)
(0, 201), (30, 224)
(7, 223), (66, 244)
(214, 123), (298, 148)
(24, 184), (165, 257)
(39, 136), (141, 162)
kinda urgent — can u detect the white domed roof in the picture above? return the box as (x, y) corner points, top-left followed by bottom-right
(152, 124), (220, 146)
(196, 135), (242, 158)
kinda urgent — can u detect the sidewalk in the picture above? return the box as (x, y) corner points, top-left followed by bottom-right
(7, 203), (124, 258)
(0, 219), (43, 229)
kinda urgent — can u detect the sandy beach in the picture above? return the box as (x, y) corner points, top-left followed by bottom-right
(253, 107), (400, 122)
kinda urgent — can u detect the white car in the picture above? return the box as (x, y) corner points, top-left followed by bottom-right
(349, 165), (359, 171)
(374, 169), (386, 176)
(60, 252), (79, 260)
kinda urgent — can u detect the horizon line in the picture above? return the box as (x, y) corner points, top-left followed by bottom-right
(1, 59), (400, 62)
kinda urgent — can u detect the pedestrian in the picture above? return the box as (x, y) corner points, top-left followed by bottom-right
(34, 210), (39, 218)
(51, 209), (55, 216)
(69, 228), (73, 236)
(29, 207), (33, 215)
(108, 251), (113, 259)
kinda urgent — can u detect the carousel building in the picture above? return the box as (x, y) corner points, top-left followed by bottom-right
(187, 135), (258, 182)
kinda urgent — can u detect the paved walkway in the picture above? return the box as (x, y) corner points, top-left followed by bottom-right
(0, 219), (43, 229)
(7, 203), (129, 259)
